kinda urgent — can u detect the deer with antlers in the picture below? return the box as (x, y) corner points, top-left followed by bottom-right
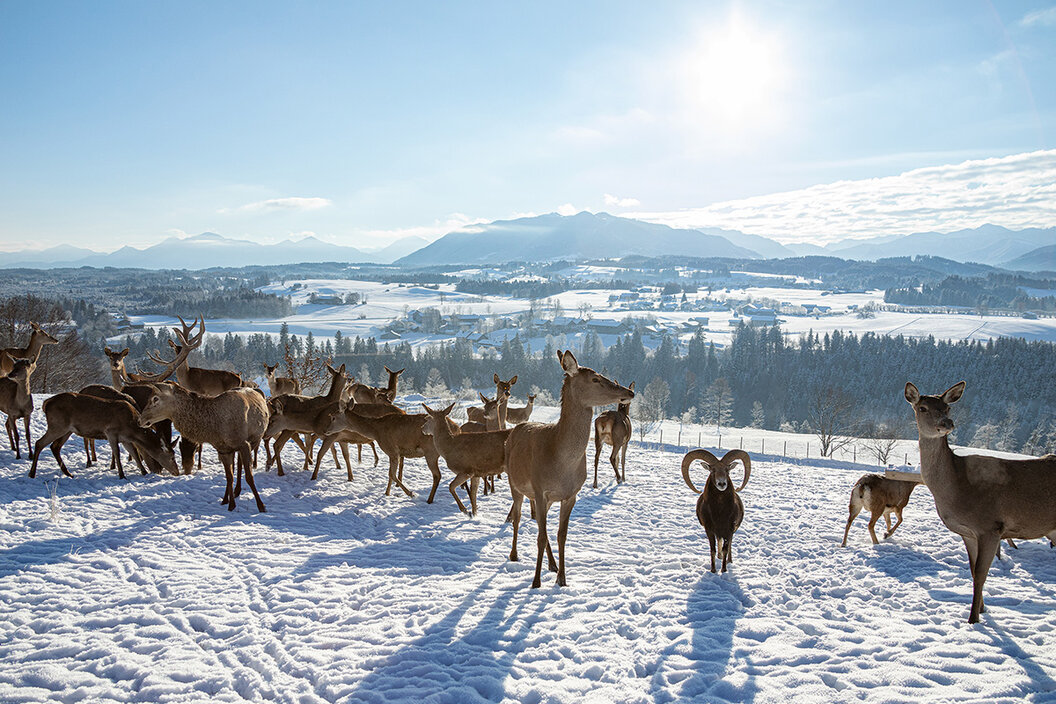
(147, 316), (242, 395)
(906, 381), (1056, 623)
(593, 382), (634, 488)
(505, 351), (633, 588)
(0, 359), (35, 458)
(0, 322), (58, 377)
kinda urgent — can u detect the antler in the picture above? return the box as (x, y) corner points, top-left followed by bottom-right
(136, 316), (206, 382)
(721, 449), (752, 491)
(681, 449), (720, 494)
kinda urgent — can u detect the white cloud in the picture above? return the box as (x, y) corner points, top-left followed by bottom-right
(556, 203), (578, 216)
(351, 213), (492, 247)
(604, 193), (641, 208)
(223, 197), (333, 214)
(627, 150), (1056, 244)
(1021, 6), (1056, 26)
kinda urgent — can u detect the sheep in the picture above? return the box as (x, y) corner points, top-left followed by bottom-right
(841, 473), (918, 546)
(681, 448), (752, 573)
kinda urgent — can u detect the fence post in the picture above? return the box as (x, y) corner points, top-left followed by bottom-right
(740, 436), (743, 449)
(762, 439), (765, 454)
(678, 429), (681, 446)
(905, 452), (908, 465)
(659, 429), (663, 445)
(718, 434), (722, 449)
(806, 443), (809, 458)
(698, 431), (701, 446)
(783, 440), (787, 457)
(853, 447), (856, 462)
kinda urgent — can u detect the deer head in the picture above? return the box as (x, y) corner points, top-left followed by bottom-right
(421, 402), (457, 436)
(494, 373), (517, 400)
(681, 449), (751, 494)
(618, 381), (635, 414)
(905, 381), (963, 439)
(30, 322), (59, 347)
(139, 384), (179, 427)
(558, 350), (634, 408)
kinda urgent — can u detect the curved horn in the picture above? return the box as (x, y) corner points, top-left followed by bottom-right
(681, 449), (719, 494)
(721, 449), (752, 491)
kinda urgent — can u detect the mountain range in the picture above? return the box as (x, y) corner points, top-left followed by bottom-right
(2, 215), (1052, 271)
(1, 233), (428, 269)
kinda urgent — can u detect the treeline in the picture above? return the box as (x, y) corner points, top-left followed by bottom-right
(885, 273), (1056, 312)
(144, 287), (293, 319)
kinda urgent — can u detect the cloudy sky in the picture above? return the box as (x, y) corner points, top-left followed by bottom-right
(1, 1), (1054, 252)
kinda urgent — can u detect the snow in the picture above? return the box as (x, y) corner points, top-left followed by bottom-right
(3, 404), (1056, 702)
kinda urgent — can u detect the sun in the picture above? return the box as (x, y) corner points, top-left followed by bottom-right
(685, 16), (785, 131)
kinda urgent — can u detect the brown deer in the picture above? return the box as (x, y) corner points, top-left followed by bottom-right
(263, 363), (301, 396)
(104, 346), (131, 388)
(140, 385), (269, 512)
(0, 322), (59, 376)
(681, 449), (751, 573)
(147, 316), (243, 395)
(841, 474), (918, 546)
(265, 363), (348, 476)
(593, 381), (634, 488)
(467, 375), (517, 430)
(505, 350), (633, 588)
(29, 394), (179, 479)
(422, 402), (511, 516)
(77, 384), (154, 471)
(0, 359), (34, 458)
(318, 406), (446, 501)
(506, 393), (536, 425)
(350, 366), (404, 404)
(906, 381), (1056, 623)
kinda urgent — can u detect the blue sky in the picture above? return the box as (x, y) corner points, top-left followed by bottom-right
(1, 1), (1054, 252)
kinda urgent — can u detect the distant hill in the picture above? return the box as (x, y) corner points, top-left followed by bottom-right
(369, 236), (429, 263)
(824, 224), (1056, 266)
(1004, 244), (1056, 272)
(1, 232), (395, 270)
(396, 212), (765, 266)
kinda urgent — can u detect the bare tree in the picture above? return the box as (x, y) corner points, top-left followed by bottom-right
(634, 377), (670, 441)
(860, 420), (902, 465)
(807, 386), (859, 457)
(282, 341), (333, 395)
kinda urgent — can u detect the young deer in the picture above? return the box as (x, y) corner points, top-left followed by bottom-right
(841, 473), (918, 546)
(318, 406), (446, 501)
(265, 363), (348, 475)
(681, 449), (752, 573)
(140, 385), (269, 512)
(263, 363), (301, 396)
(906, 381), (1056, 623)
(350, 366), (404, 404)
(505, 393), (536, 425)
(0, 359), (34, 458)
(422, 402), (511, 516)
(0, 322), (58, 376)
(506, 350), (633, 588)
(29, 394), (178, 479)
(593, 381), (634, 488)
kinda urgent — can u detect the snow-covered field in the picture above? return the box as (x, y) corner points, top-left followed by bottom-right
(125, 280), (1056, 350)
(3, 408), (1056, 702)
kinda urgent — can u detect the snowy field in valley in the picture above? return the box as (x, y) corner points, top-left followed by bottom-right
(124, 280), (1056, 351)
(3, 405), (1056, 702)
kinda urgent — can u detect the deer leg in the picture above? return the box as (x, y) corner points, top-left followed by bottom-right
(532, 495), (550, 589)
(425, 450), (441, 504)
(179, 438), (197, 475)
(240, 444), (266, 513)
(300, 434), (317, 473)
(22, 415), (32, 460)
(721, 536), (732, 573)
(707, 532), (717, 573)
(83, 437), (93, 467)
(105, 433), (126, 480)
(555, 496), (576, 587)
(52, 432), (75, 478)
(196, 444), (202, 472)
(884, 509), (905, 539)
(448, 473), (472, 515)
(311, 436), (337, 481)
(469, 476), (480, 517)
(29, 428), (70, 478)
(341, 442), (354, 481)
(233, 453), (243, 498)
(509, 488), (524, 561)
(593, 435), (602, 488)
(274, 431), (297, 477)
(621, 442), (628, 481)
(398, 456), (405, 482)
(5, 419), (16, 459)
(1007, 538), (1019, 549)
(969, 534), (1000, 623)
(370, 442), (378, 467)
(841, 503), (862, 547)
(866, 514), (882, 544)
(219, 452), (236, 511)
(357, 442), (362, 464)
(610, 446), (621, 483)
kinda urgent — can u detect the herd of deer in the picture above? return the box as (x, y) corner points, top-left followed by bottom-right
(1, 317), (1055, 619)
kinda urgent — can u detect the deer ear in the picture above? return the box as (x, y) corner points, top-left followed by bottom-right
(510, 375), (517, 385)
(119, 348), (128, 358)
(560, 350), (579, 374)
(628, 381), (635, 392)
(444, 402), (456, 415)
(904, 382), (920, 404)
(479, 392), (489, 403)
(105, 346), (113, 355)
(941, 381), (965, 404)
(493, 373), (500, 384)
